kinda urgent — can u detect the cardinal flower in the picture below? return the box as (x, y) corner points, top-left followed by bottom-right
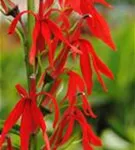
(79, 39), (114, 92)
(0, 76), (59, 150)
(62, 70), (96, 118)
(8, 0), (81, 66)
(62, 22), (114, 94)
(58, 0), (116, 50)
(48, 106), (101, 150)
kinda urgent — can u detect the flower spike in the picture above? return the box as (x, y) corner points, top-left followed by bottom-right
(2, 0), (116, 149)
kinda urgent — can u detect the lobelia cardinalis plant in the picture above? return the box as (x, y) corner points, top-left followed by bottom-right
(0, 0), (116, 150)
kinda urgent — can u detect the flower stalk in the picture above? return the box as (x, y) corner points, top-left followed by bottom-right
(25, 0), (35, 90)
(27, 0), (37, 149)
(30, 133), (37, 150)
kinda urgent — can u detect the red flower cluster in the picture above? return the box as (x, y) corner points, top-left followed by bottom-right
(48, 106), (101, 150)
(8, 0), (81, 66)
(0, 76), (59, 150)
(0, 0), (115, 149)
(46, 70), (100, 149)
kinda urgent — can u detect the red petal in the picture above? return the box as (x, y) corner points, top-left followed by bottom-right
(38, 0), (44, 17)
(80, 1), (115, 50)
(59, 118), (74, 146)
(66, 71), (77, 104)
(81, 39), (114, 79)
(86, 9), (116, 50)
(73, 72), (85, 92)
(41, 22), (54, 67)
(6, 137), (13, 150)
(42, 79), (61, 106)
(20, 101), (34, 150)
(52, 48), (68, 78)
(92, 56), (108, 92)
(43, 0), (54, 10)
(70, 21), (82, 42)
(82, 138), (93, 150)
(37, 92), (59, 128)
(29, 21), (40, 65)
(59, 0), (63, 8)
(93, 54), (114, 79)
(47, 19), (66, 42)
(43, 132), (51, 150)
(0, 99), (24, 146)
(31, 101), (46, 132)
(54, 114), (70, 148)
(36, 32), (45, 52)
(57, 12), (70, 30)
(41, 22), (51, 46)
(16, 84), (28, 98)
(81, 95), (96, 118)
(75, 108), (101, 148)
(31, 101), (51, 150)
(74, 107), (88, 124)
(94, 0), (112, 8)
(80, 42), (93, 94)
(63, 71), (85, 106)
(8, 10), (36, 34)
(87, 125), (102, 146)
(47, 19), (82, 54)
(68, 0), (81, 14)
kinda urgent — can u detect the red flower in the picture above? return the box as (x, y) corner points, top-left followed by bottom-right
(41, 78), (62, 106)
(75, 108), (102, 150)
(62, 70), (96, 118)
(8, 0), (81, 66)
(0, 76), (59, 150)
(6, 136), (12, 150)
(58, 0), (116, 50)
(79, 39), (114, 92)
(64, 21), (114, 93)
(51, 47), (69, 78)
(52, 18), (113, 93)
(59, 21), (114, 93)
(49, 106), (101, 150)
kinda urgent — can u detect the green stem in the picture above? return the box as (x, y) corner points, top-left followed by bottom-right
(29, 133), (37, 150)
(27, 0), (35, 49)
(26, 0), (35, 90)
(27, 0), (37, 150)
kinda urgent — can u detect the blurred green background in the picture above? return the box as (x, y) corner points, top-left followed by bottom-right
(0, 0), (135, 150)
